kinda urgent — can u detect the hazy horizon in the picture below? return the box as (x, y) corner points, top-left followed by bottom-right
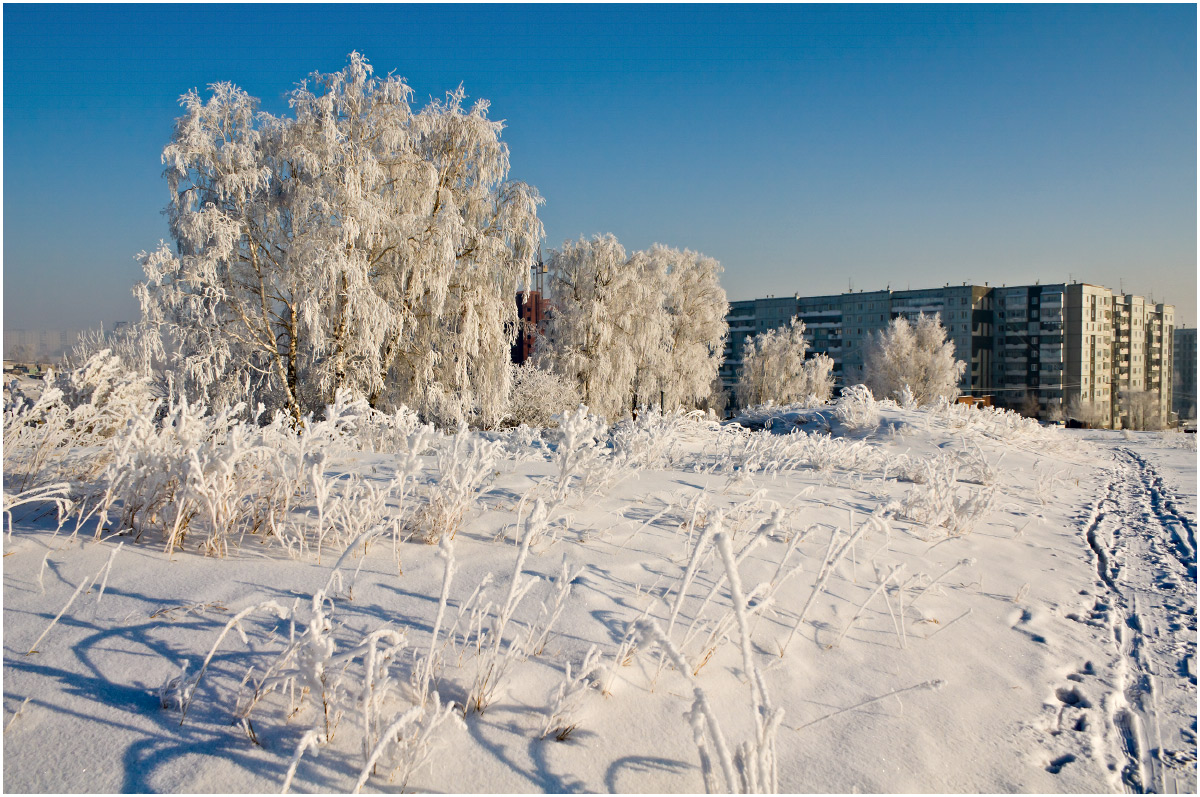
(4, 4), (1196, 332)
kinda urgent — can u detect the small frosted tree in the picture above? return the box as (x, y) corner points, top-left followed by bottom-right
(536, 235), (639, 421)
(1120, 389), (1163, 431)
(537, 236), (727, 420)
(654, 245), (729, 410)
(734, 318), (834, 408)
(1066, 395), (1106, 428)
(861, 314), (965, 405)
(1019, 391), (1041, 419)
(505, 362), (580, 428)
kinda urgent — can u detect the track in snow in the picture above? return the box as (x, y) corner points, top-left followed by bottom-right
(1075, 447), (1197, 794)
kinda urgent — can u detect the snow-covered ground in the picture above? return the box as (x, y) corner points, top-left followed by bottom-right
(3, 404), (1195, 793)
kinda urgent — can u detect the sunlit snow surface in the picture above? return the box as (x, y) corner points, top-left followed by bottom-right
(4, 407), (1195, 793)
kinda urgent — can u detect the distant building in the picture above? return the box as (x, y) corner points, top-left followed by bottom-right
(512, 290), (549, 364)
(3, 328), (83, 362)
(1173, 327), (1197, 422)
(722, 281), (1175, 427)
(511, 259), (550, 365)
(1110, 291), (1174, 428)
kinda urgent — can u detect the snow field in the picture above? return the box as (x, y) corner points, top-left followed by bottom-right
(4, 398), (1194, 792)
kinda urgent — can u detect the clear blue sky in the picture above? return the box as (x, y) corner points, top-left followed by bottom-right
(4, 3), (1196, 331)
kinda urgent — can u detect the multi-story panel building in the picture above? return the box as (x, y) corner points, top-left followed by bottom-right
(1110, 294), (1174, 427)
(1173, 327), (1197, 422)
(722, 281), (1175, 427)
(1062, 283), (1119, 424)
(987, 283), (1070, 417)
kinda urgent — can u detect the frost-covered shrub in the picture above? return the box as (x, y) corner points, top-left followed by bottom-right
(546, 405), (609, 501)
(310, 389), (427, 454)
(52, 350), (158, 439)
(699, 421), (887, 479)
(862, 314), (965, 405)
(834, 385), (880, 433)
(3, 351), (159, 494)
(1119, 389), (1164, 431)
(541, 647), (602, 741)
(505, 362), (580, 428)
(173, 590), (463, 793)
(76, 388), (430, 557)
(893, 452), (998, 537)
(734, 318), (834, 408)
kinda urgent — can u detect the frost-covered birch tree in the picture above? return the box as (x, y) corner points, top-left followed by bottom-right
(861, 313), (965, 405)
(734, 318), (834, 408)
(623, 248), (671, 413)
(651, 245), (728, 410)
(136, 52), (542, 426)
(537, 237), (727, 421)
(535, 235), (639, 421)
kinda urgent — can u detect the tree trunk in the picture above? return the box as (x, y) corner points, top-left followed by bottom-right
(286, 307), (301, 425)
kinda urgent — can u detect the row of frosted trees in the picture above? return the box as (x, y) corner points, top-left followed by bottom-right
(118, 52), (963, 428)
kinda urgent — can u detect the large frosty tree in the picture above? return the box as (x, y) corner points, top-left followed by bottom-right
(536, 236), (727, 421)
(860, 313), (965, 405)
(734, 318), (834, 408)
(137, 53), (543, 426)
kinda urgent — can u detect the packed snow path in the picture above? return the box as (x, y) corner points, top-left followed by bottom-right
(1077, 446), (1197, 793)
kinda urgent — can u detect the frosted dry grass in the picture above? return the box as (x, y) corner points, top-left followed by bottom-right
(416, 428), (501, 544)
(4, 379), (1088, 792)
(833, 384), (881, 433)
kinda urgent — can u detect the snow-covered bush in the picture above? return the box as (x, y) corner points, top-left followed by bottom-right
(505, 362), (580, 428)
(546, 404), (609, 502)
(610, 407), (696, 470)
(52, 350), (157, 439)
(417, 429), (501, 544)
(541, 646), (602, 741)
(171, 590), (464, 794)
(1065, 396), (1107, 429)
(834, 384), (880, 433)
(734, 318), (834, 408)
(1119, 388), (1164, 431)
(861, 313), (965, 405)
